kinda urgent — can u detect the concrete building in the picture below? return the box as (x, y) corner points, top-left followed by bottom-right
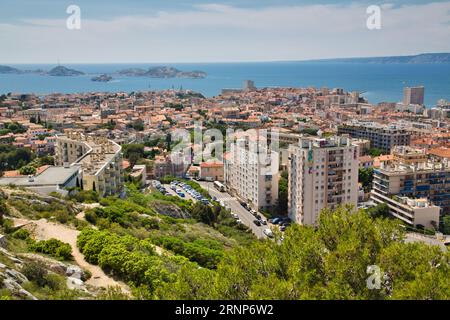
(130, 165), (147, 187)
(243, 80), (256, 91)
(371, 147), (450, 226)
(337, 121), (411, 153)
(403, 86), (425, 106)
(55, 131), (124, 197)
(225, 131), (279, 211)
(0, 165), (82, 196)
(199, 162), (224, 182)
(153, 152), (188, 179)
(288, 135), (360, 226)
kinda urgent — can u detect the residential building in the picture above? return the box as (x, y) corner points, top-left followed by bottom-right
(288, 135), (360, 226)
(371, 146), (450, 227)
(0, 165), (82, 196)
(337, 121), (411, 153)
(55, 131), (124, 197)
(225, 131), (279, 210)
(199, 162), (224, 182)
(403, 86), (425, 106)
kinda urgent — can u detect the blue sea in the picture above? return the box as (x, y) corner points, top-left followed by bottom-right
(1, 62), (449, 106)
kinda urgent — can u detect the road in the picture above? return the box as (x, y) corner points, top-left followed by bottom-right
(197, 181), (268, 239)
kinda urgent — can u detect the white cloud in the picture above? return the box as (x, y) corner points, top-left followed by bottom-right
(1, 2), (450, 63)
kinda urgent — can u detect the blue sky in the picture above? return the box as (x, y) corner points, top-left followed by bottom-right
(1, 1), (450, 63)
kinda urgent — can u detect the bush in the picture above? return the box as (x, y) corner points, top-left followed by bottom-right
(55, 211), (69, 224)
(12, 228), (30, 240)
(1, 218), (15, 234)
(19, 165), (37, 175)
(29, 238), (73, 261)
(21, 262), (48, 287)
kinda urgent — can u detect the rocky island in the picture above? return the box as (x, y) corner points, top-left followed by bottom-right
(0, 65), (23, 74)
(117, 66), (207, 79)
(91, 74), (113, 82)
(47, 66), (84, 76)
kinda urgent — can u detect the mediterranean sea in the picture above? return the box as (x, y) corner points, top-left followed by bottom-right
(1, 62), (449, 106)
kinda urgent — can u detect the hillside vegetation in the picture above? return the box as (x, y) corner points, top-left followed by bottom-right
(1, 186), (448, 300)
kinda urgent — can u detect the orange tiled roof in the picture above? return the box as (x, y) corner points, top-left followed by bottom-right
(428, 147), (450, 159)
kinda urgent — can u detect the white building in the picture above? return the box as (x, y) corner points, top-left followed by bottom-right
(225, 130), (279, 210)
(288, 135), (360, 226)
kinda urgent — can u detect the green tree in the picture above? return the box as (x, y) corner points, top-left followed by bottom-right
(19, 165), (37, 175)
(359, 167), (374, 192)
(441, 215), (450, 235)
(191, 203), (216, 226)
(276, 171), (288, 215)
(368, 148), (383, 157)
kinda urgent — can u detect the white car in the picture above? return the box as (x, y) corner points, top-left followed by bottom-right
(232, 213), (239, 219)
(263, 228), (274, 238)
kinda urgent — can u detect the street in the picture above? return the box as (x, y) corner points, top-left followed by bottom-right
(197, 181), (268, 239)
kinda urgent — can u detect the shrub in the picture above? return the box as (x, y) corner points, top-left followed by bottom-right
(29, 238), (73, 261)
(12, 228), (30, 240)
(21, 262), (48, 287)
(55, 211), (69, 224)
(1, 218), (15, 234)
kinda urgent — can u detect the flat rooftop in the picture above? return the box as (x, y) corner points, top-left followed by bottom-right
(0, 165), (80, 187)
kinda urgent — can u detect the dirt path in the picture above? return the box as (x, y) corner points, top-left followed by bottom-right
(12, 217), (130, 293)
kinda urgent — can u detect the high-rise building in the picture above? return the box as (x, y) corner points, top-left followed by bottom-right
(55, 131), (124, 197)
(288, 136), (360, 226)
(337, 121), (411, 153)
(370, 147), (445, 228)
(403, 86), (425, 106)
(225, 130), (279, 210)
(243, 80), (256, 91)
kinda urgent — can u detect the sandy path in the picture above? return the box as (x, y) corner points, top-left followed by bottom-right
(12, 217), (129, 292)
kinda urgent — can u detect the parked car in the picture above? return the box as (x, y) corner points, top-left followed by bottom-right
(271, 218), (282, 225)
(253, 220), (261, 226)
(280, 226), (286, 232)
(261, 220), (267, 225)
(256, 214), (262, 220)
(263, 228), (274, 238)
(231, 213), (239, 219)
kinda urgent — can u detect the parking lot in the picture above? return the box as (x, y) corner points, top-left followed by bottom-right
(149, 180), (210, 205)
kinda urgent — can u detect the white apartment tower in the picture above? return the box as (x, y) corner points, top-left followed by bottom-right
(288, 136), (359, 225)
(225, 130), (279, 210)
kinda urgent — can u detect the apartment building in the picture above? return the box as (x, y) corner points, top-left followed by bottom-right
(337, 121), (411, 153)
(371, 147), (448, 228)
(55, 131), (124, 197)
(199, 162), (224, 182)
(403, 86), (425, 106)
(225, 131), (279, 211)
(288, 136), (360, 226)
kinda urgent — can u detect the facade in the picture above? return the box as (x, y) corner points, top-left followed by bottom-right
(371, 147), (450, 226)
(55, 131), (124, 197)
(288, 136), (360, 226)
(337, 121), (411, 153)
(153, 152), (189, 179)
(225, 131), (279, 210)
(199, 162), (224, 182)
(403, 86), (425, 106)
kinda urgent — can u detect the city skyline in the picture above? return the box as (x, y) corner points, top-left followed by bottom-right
(1, 1), (450, 63)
